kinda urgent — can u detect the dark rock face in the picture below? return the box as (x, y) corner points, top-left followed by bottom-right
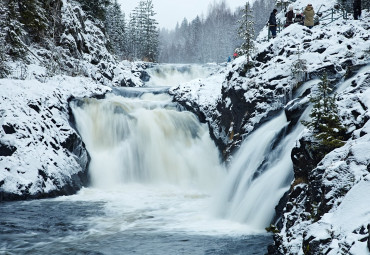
(0, 90), (103, 202)
(291, 137), (326, 183)
(268, 70), (370, 254)
(368, 224), (370, 252)
(139, 70), (150, 82)
(121, 78), (136, 87)
(0, 143), (17, 156)
(2, 124), (16, 134)
(255, 45), (273, 63)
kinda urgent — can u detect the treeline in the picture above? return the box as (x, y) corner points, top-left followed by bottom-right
(0, 0), (277, 70)
(0, 0), (159, 66)
(105, 0), (159, 62)
(158, 0), (275, 64)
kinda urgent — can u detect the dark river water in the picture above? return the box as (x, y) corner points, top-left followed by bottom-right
(0, 189), (272, 255)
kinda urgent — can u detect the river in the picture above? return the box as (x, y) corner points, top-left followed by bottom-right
(0, 64), (273, 255)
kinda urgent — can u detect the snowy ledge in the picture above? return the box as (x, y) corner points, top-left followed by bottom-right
(0, 76), (109, 200)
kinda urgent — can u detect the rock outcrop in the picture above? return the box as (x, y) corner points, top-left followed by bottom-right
(0, 77), (109, 201)
(171, 2), (370, 254)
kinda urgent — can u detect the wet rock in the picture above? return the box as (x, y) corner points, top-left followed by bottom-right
(121, 78), (136, 87)
(28, 103), (41, 113)
(2, 124), (16, 134)
(0, 143), (17, 156)
(256, 46), (273, 63)
(139, 70), (150, 82)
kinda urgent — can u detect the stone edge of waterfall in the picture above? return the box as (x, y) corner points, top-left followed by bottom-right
(169, 2), (370, 254)
(0, 76), (110, 202)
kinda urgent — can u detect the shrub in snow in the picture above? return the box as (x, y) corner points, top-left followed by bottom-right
(236, 2), (255, 70)
(302, 72), (346, 155)
(291, 46), (308, 88)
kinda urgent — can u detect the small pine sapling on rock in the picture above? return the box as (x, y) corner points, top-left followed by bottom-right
(237, 2), (255, 70)
(302, 73), (346, 154)
(291, 46), (308, 89)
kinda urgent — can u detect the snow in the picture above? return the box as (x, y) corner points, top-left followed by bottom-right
(169, 64), (228, 116)
(0, 76), (109, 197)
(306, 179), (370, 255)
(169, 1), (370, 254)
(0, 0), (369, 253)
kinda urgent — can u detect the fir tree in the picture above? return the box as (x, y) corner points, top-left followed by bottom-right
(141, 0), (159, 62)
(127, 0), (159, 62)
(18, 0), (48, 42)
(127, 12), (138, 60)
(4, 0), (26, 59)
(77, 0), (111, 21)
(105, 0), (127, 59)
(237, 2), (255, 68)
(291, 46), (308, 88)
(0, 1), (10, 77)
(302, 73), (346, 153)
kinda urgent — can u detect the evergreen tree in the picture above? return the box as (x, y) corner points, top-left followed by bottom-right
(126, 0), (159, 62)
(77, 0), (111, 21)
(158, 1), (242, 63)
(106, 0), (127, 59)
(4, 0), (26, 59)
(302, 73), (346, 152)
(0, 1), (10, 77)
(127, 12), (138, 60)
(140, 0), (159, 62)
(18, 0), (48, 42)
(291, 46), (308, 88)
(237, 2), (255, 68)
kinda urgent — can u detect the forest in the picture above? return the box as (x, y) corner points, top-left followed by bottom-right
(0, 0), (275, 67)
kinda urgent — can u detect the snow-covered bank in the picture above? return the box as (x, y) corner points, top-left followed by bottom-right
(0, 77), (109, 200)
(170, 2), (370, 254)
(171, 7), (369, 159)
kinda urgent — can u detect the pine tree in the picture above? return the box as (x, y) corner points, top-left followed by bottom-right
(77, 0), (111, 21)
(127, 0), (159, 62)
(237, 2), (255, 68)
(302, 73), (346, 153)
(0, 1), (10, 77)
(127, 12), (138, 60)
(18, 0), (48, 42)
(3, 0), (26, 59)
(291, 46), (308, 88)
(106, 0), (127, 59)
(140, 0), (159, 62)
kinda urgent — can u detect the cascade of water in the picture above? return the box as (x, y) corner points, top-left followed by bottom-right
(145, 64), (214, 87)
(215, 111), (306, 230)
(71, 93), (225, 191)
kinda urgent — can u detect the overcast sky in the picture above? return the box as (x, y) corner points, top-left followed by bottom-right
(117, 0), (248, 30)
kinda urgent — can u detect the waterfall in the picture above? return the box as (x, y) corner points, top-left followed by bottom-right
(71, 92), (225, 191)
(215, 112), (306, 230)
(145, 64), (216, 87)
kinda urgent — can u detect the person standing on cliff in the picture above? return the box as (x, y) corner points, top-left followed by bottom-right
(353, 0), (362, 20)
(303, 4), (315, 28)
(269, 9), (278, 38)
(285, 6), (295, 27)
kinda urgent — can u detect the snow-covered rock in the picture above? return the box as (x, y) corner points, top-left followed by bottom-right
(171, 3), (369, 160)
(272, 72), (370, 254)
(170, 1), (370, 254)
(0, 76), (109, 200)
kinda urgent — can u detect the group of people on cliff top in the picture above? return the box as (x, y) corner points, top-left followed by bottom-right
(268, 4), (314, 39)
(268, 0), (363, 39)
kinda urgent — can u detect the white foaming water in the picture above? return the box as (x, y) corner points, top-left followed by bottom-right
(69, 92), (259, 236)
(145, 64), (215, 87)
(214, 111), (306, 230)
(71, 93), (224, 190)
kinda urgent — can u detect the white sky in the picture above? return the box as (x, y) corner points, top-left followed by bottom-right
(116, 0), (248, 30)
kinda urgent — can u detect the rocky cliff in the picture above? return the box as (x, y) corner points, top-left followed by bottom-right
(0, 77), (109, 201)
(171, 1), (370, 253)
